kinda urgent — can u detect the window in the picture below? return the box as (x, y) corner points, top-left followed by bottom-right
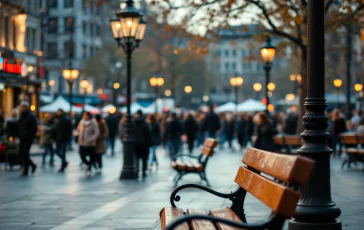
(232, 50), (236, 57)
(65, 17), (74, 33)
(4, 15), (9, 46)
(83, 0), (90, 8)
(89, 24), (93, 36)
(225, 49), (229, 57)
(256, 64), (260, 71)
(247, 63), (251, 70)
(95, 25), (100, 36)
(47, 42), (57, 58)
(82, 44), (87, 58)
(64, 41), (74, 58)
(64, 0), (73, 8)
(232, 62), (236, 71)
(12, 18), (16, 49)
(31, 29), (36, 51)
(241, 49), (245, 56)
(82, 21), (87, 34)
(48, 0), (57, 8)
(48, 18), (58, 34)
(225, 62), (229, 71)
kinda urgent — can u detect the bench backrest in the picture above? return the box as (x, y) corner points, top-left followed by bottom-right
(235, 148), (314, 218)
(340, 134), (364, 145)
(201, 138), (218, 157)
(274, 135), (303, 146)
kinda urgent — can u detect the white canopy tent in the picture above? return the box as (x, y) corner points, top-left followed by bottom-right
(40, 96), (82, 113)
(237, 99), (266, 112)
(215, 102), (237, 113)
(82, 104), (100, 114)
(120, 102), (145, 114)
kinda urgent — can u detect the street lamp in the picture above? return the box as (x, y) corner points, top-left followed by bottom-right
(260, 36), (276, 114)
(113, 82), (120, 107)
(110, 0), (147, 179)
(150, 73), (164, 113)
(354, 79), (363, 113)
(62, 69), (79, 114)
(230, 74), (244, 111)
(184, 85), (192, 94)
(49, 80), (55, 98)
(288, 0), (341, 229)
(333, 76), (342, 108)
(80, 79), (89, 111)
(165, 89), (172, 97)
(290, 74), (302, 96)
(253, 83), (262, 100)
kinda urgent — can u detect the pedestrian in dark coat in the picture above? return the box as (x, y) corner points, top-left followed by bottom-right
(40, 114), (55, 167)
(224, 114), (235, 149)
(105, 112), (119, 156)
(284, 112), (298, 135)
(147, 114), (161, 168)
(331, 109), (347, 157)
(184, 113), (198, 153)
(5, 109), (20, 139)
(133, 110), (152, 177)
(236, 114), (247, 150)
(204, 106), (221, 138)
(95, 115), (109, 172)
(254, 112), (277, 152)
(164, 113), (183, 157)
(52, 109), (73, 172)
(18, 102), (38, 176)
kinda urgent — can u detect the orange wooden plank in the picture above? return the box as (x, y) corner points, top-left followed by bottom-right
(209, 207), (242, 230)
(160, 207), (189, 230)
(187, 209), (215, 230)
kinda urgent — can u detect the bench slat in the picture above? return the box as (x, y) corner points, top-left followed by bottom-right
(242, 148), (314, 185)
(201, 147), (214, 157)
(160, 207), (189, 230)
(184, 160), (204, 171)
(204, 138), (218, 148)
(187, 209), (215, 230)
(209, 207), (242, 230)
(340, 134), (357, 145)
(234, 166), (300, 217)
(284, 136), (303, 145)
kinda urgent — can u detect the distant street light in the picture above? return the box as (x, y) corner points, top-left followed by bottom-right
(260, 36), (276, 114)
(253, 82), (262, 100)
(80, 79), (89, 111)
(63, 69), (79, 114)
(290, 73), (302, 95)
(354, 79), (363, 113)
(150, 73), (164, 113)
(230, 74), (244, 111)
(165, 89), (172, 97)
(333, 76), (343, 108)
(203, 95), (209, 102)
(184, 85), (192, 94)
(113, 82), (120, 107)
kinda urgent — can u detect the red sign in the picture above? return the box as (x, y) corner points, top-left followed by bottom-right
(0, 58), (22, 74)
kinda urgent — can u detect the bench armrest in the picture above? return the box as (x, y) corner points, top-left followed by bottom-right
(173, 154), (200, 161)
(165, 214), (277, 230)
(170, 184), (239, 208)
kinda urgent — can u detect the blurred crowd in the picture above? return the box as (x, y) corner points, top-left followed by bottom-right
(2, 101), (361, 179)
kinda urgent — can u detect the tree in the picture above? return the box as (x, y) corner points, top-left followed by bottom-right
(148, 0), (363, 132)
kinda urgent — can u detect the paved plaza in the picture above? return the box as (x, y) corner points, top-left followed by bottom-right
(0, 142), (363, 230)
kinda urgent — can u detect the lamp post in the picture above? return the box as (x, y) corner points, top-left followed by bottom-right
(113, 82), (120, 107)
(150, 73), (164, 113)
(333, 76), (343, 108)
(49, 80), (55, 98)
(290, 74), (302, 96)
(354, 79), (363, 114)
(80, 79), (89, 112)
(62, 69), (79, 114)
(110, 0), (147, 179)
(260, 36), (276, 114)
(253, 83), (262, 100)
(288, 0), (341, 229)
(230, 74), (244, 111)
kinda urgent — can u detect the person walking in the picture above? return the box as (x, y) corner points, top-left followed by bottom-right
(196, 112), (206, 147)
(105, 112), (119, 156)
(5, 109), (20, 139)
(204, 105), (220, 138)
(40, 114), (55, 167)
(94, 114), (109, 173)
(283, 112), (299, 135)
(236, 114), (247, 151)
(164, 112), (183, 158)
(77, 112), (100, 174)
(224, 113), (235, 150)
(331, 109), (347, 157)
(184, 113), (198, 154)
(52, 109), (73, 172)
(18, 102), (38, 176)
(147, 114), (161, 168)
(254, 112), (277, 152)
(133, 110), (152, 177)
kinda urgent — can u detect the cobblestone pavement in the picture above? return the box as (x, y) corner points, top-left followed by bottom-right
(0, 142), (363, 230)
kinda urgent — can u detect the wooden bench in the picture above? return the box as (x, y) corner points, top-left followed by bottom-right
(273, 134), (303, 154)
(160, 147), (314, 230)
(340, 134), (364, 169)
(171, 138), (218, 187)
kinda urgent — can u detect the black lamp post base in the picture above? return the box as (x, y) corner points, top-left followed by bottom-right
(289, 220), (341, 230)
(119, 167), (137, 179)
(119, 140), (137, 179)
